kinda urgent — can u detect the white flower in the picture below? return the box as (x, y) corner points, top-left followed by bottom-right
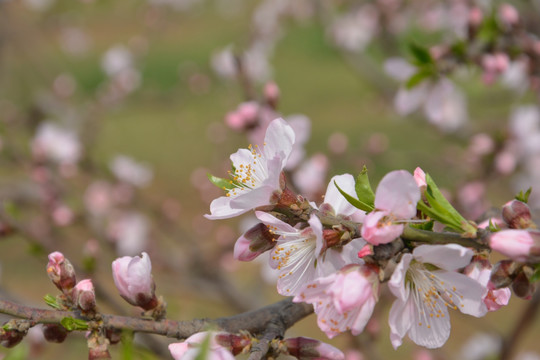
(388, 244), (487, 349)
(32, 122), (81, 166)
(110, 155), (153, 188)
(205, 118), (295, 220)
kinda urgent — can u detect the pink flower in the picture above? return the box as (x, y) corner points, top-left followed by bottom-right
(233, 223), (276, 262)
(205, 118), (295, 220)
(46, 252), (76, 293)
(388, 244), (487, 349)
(72, 279), (96, 312)
(111, 252), (157, 310)
(293, 265), (378, 338)
(489, 230), (540, 262)
(169, 332), (236, 360)
(361, 170), (420, 245)
(464, 257), (511, 312)
(292, 153), (329, 199)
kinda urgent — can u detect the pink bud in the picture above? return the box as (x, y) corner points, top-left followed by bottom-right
(490, 260), (519, 288)
(72, 279), (96, 312)
(502, 200), (533, 229)
(264, 82), (280, 107)
(413, 167), (426, 188)
(498, 3), (519, 26)
(46, 252), (76, 293)
(489, 230), (540, 262)
(234, 223), (277, 261)
(111, 252), (157, 310)
(284, 337), (344, 360)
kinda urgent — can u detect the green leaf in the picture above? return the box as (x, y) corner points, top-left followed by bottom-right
(488, 218), (501, 232)
(405, 69), (433, 89)
(354, 166), (375, 209)
(60, 317), (88, 331)
(207, 174), (235, 191)
(44, 294), (63, 310)
(530, 264), (540, 283)
(334, 181), (374, 212)
(410, 220), (434, 231)
(515, 188), (532, 203)
(194, 332), (212, 360)
(408, 42), (433, 65)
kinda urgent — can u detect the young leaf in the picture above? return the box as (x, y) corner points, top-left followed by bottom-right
(515, 188), (532, 203)
(334, 181), (374, 212)
(44, 294), (63, 310)
(406, 69), (433, 89)
(207, 174), (235, 191)
(354, 166), (375, 209)
(408, 42), (433, 65)
(60, 317), (88, 331)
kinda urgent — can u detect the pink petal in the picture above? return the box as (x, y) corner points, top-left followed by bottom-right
(374, 170), (420, 219)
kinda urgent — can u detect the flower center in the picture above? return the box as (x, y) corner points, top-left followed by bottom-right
(225, 144), (268, 197)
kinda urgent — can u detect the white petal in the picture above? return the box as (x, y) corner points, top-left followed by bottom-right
(412, 244), (473, 271)
(388, 297), (414, 349)
(374, 170), (420, 219)
(394, 83), (429, 116)
(434, 270), (488, 317)
(229, 185), (275, 209)
(408, 299), (451, 349)
(262, 118), (295, 166)
(384, 57), (416, 81)
(308, 214), (325, 258)
(205, 196), (248, 220)
(255, 211), (297, 233)
(230, 148), (255, 169)
(388, 253), (413, 301)
(324, 174), (362, 217)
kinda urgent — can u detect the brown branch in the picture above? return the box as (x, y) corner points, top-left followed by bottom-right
(0, 297), (313, 340)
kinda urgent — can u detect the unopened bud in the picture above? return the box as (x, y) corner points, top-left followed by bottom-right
(284, 337), (344, 360)
(264, 82), (280, 108)
(42, 324), (68, 343)
(214, 333), (252, 355)
(0, 328), (24, 348)
(512, 271), (535, 299)
(46, 252), (76, 293)
(502, 200), (534, 229)
(72, 279), (96, 312)
(88, 333), (111, 360)
(323, 229), (341, 248)
(490, 260), (519, 288)
(489, 229), (540, 262)
(112, 252), (157, 310)
(105, 328), (122, 345)
(234, 223), (277, 261)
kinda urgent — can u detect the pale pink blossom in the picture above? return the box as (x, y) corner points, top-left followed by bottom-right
(169, 332), (235, 360)
(489, 230), (540, 262)
(388, 244), (487, 349)
(294, 265), (378, 338)
(283, 336), (345, 360)
(330, 5), (379, 53)
(46, 252), (76, 293)
(108, 212), (149, 256)
(205, 118), (295, 220)
(72, 279), (96, 312)
(292, 153), (329, 200)
(110, 155), (153, 188)
(284, 114), (311, 170)
(464, 257), (511, 312)
(361, 170), (420, 245)
(498, 3), (519, 26)
(111, 252), (157, 310)
(32, 122), (81, 166)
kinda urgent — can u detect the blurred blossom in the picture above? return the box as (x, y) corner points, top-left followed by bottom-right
(344, 350), (364, 360)
(293, 153), (329, 200)
(169, 332), (235, 360)
(468, 133), (494, 157)
(53, 74), (77, 98)
(459, 333), (501, 360)
(366, 133), (389, 155)
(457, 182), (488, 220)
(498, 3), (519, 26)
(52, 205), (74, 227)
(32, 122), (81, 166)
(101, 45), (134, 77)
(84, 181), (114, 217)
(148, 0), (203, 12)
(108, 212), (150, 256)
(517, 353), (540, 360)
(110, 155), (153, 188)
(502, 60), (529, 93)
(59, 28), (91, 57)
(495, 149), (517, 175)
(211, 44), (272, 83)
(327, 132), (348, 155)
(22, 0), (54, 11)
(414, 349), (434, 360)
(329, 5), (379, 53)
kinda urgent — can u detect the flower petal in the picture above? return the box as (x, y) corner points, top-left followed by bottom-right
(374, 170), (420, 219)
(388, 253), (413, 301)
(324, 174), (364, 217)
(262, 118), (295, 166)
(412, 244), (473, 271)
(205, 196), (248, 220)
(433, 270), (488, 317)
(388, 297), (414, 349)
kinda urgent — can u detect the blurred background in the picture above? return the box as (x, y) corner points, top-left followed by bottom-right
(0, 0), (540, 359)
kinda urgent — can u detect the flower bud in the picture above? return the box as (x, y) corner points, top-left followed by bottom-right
(264, 81), (280, 108)
(72, 279), (96, 312)
(0, 328), (24, 348)
(502, 200), (534, 229)
(498, 3), (519, 26)
(490, 260), (519, 288)
(233, 223), (276, 261)
(284, 337), (344, 360)
(214, 333), (251, 355)
(512, 271), (535, 299)
(88, 333), (111, 360)
(46, 252), (76, 293)
(42, 324), (68, 343)
(112, 252), (157, 310)
(489, 230), (540, 262)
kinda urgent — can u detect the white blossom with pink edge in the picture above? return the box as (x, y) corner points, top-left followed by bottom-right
(321, 174), (366, 223)
(489, 229), (540, 262)
(388, 244), (488, 349)
(169, 332), (235, 360)
(293, 264), (378, 339)
(205, 118), (295, 220)
(257, 210), (363, 297)
(361, 170), (421, 245)
(111, 252), (156, 310)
